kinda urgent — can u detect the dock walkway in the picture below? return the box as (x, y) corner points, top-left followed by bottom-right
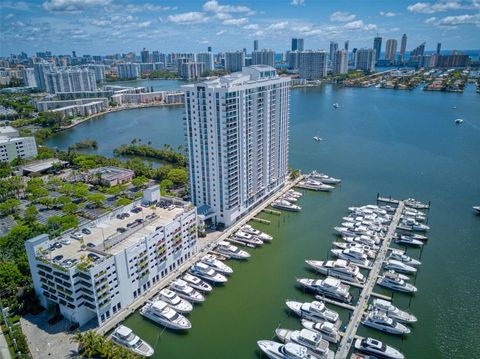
(335, 201), (405, 358)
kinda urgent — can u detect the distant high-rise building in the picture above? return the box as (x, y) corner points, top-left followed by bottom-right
(72, 51), (77, 58)
(141, 48), (150, 63)
(45, 68), (97, 94)
(373, 36), (382, 61)
(355, 48), (376, 72)
(436, 53), (470, 68)
(332, 49), (348, 75)
(208, 46), (212, 52)
(329, 42), (338, 62)
(254, 40), (259, 51)
(411, 42), (425, 57)
(21, 68), (36, 87)
(400, 34), (407, 64)
(291, 38), (304, 52)
(196, 52), (215, 71)
(82, 64), (106, 82)
(182, 66), (290, 226)
(117, 63), (140, 79)
(152, 51), (160, 63)
(177, 59), (206, 79)
(225, 51), (245, 72)
(299, 50), (328, 80)
(33, 62), (54, 90)
(287, 51), (301, 70)
(344, 41), (349, 52)
(252, 49), (275, 67)
(436, 43), (442, 55)
(385, 39), (398, 64)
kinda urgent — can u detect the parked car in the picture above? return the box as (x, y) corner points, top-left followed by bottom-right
(81, 228), (91, 235)
(87, 253), (100, 261)
(54, 242), (63, 249)
(131, 207), (143, 214)
(53, 255), (64, 262)
(117, 227), (127, 233)
(71, 232), (83, 240)
(86, 242), (95, 248)
(60, 238), (71, 245)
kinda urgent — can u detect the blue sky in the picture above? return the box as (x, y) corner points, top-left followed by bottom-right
(1, 0), (479, 56)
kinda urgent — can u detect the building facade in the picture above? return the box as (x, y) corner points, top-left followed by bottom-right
(252, 50), (275, 67)
(385, 39), (398, 64)
(332, 49), (348, 75)
(373, 37), (382, 62)
(196, 52), (215, 72)
(117, 63), (140, 79)
(400, 34), (407, 64)
(22, 68), (37, 87)
(45, 68), (97, 94)
(33, 62), (54, 91)
(177, 60), (206, 80)
(329, 41), (338, 62)
(291, 38), (304, 52)
(0, 126), (37, 162)
(182, 66), (290, 226)
(25, 193), (198, 327)
(299, 50), (328, 80)
(225, 51), (245, 72)
(355, 48), (376, 72)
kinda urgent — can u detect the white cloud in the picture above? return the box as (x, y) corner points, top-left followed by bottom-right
(216, 30), (226, 35)
(425, 16), (437, 23)
(243, 24), (259, 30)
(223, 17), (248, 25)
(344, 20), (377, 31)
(268, 21), (289, 30)
(4, 13), (15, 20)
(137, 21), (152, 28)
(125, 4), (177, 13)
(291, 0), (305, 5)
(407, 1), (465, 14)
(167, 12), (210, 24)
(203, 0), (254, 14)
(330, 11), (356, 22)
(437, 13), (480, 26)
(380, 11), (398, 17)
(43, 0), (111, 12)
(0, 1), (30, 11)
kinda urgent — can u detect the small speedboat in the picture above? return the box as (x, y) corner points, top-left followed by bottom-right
(286, 300), (340, 325)
(189, 262), (227, 284)
(388, 250), (421, 266)
(170, 279), (205, 303)
(301, 319), (340, 344)
(257, 340), (318, 359)
(394, 235), (424, 247)
(377, 272), (417, 293)
(354, 337), (404, 359)
(200, 254), (233, 275)
(370, 299), (417, 324)
(473, 206), (480, 214)
(361, 311), (411, 335)
(157, 288), (193, 313)
(455, 118), (464, 124)
(182, 273), (213, 293)
(140, 300), (191, 330)
(333, 103), (340, 109)
(313, 136), (322, 141)
(384, 259), (417, 274)
(215, 241), (250, 260)
(297, 277), (352, 303)
(111, 325), (154, 357)
(275, 328), (333, 357)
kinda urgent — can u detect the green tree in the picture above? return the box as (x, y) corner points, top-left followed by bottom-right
(0, 198), (21, 217)
(87, 193), (106, 208)
(72, 182), (89, 198)
(115, 197), (132, 207)
(167, 168), (188, 186)
(24, 205), (39, 222)
(62, 202), (78, 215)
(0, 261), (23, 295)
(132, 175), (149, 188)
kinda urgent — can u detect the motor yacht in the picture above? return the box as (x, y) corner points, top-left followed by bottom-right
(111, 325), (154, 357)
(334, 226), (356, 237)
(473, 206), (480, 214)
(331, 248), (371, 267)
(297, 277), (352, 303)
(282, 194), (299, 203)
(140, 300), (191, 330)
(272, 199), (302, 211)
(313, 136), (322, 141)
(305, 259), (365, 284)
(404, 198), (429, 210)
(383, 270), (410, 281)
(182, 273), (213, 293)
(394, 235), (424, 247)
(275, 328), (333, 358)
(257, 340), (318, 359)
(332, 242), (377, 259)
(215, 241), (251, 260)
(301, 319), (340, 344)
(170, 279), (205, 303)
(370, 299), (417, 324)
(157, 288), (193, 313)
(343, 235), (380, 247)
(234, 230), (264, 246)
(361, 311), (411, 335)
(354, 338), (404, 359)
(310, 171), (341, 184)
(241, 224), (273, 241)
(387, 250), (421, 266)
(383, 259), (417, 274)
(299, 179), (334, 192)
(200, 254), (233, 275)
(377, 272), (417, 293)
(381, 205), (397, 213)
(399, 218), (429, 232)
(286, 300), (340, 325)
(288, 189), (303, 198)
(455, 118), (464, 124)
(189, 262), (228, 284)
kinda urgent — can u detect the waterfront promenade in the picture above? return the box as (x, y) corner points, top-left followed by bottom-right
(97, 175), (305, 335)
(335, 201), (405, 359)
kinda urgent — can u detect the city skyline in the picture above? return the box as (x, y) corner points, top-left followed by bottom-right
(1, 0), (480, 56)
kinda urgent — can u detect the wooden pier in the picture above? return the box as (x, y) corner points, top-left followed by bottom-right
(335, 201), (405, 359)
(262, 208), (282, 215)
(251, 217), (271, 224)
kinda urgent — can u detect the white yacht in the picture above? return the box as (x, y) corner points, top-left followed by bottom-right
(354, 338), (404, 359)
(288, 189), (303, 198)
(399, 218), (429, 232)
(333, 103), (340, 109)
(332, 242), (377, 259)
(157, 288), (193, 313)
(140, 300), (191, 330)
(388, 250), (421, 266)
(343, 235), (380, 247)
(234, 230), (264, 246)
(310, 171), (341, 184)
(111, 325), (154, 357)
(377, 272), (417, 293)
(384, 259), (417, 274)
(297, 277), (352, 303)
(286, 300), (340, 325)
(275, 328), (333, 358)
(404, 198), (429, 210)
(257, 340), (318, 359)
(241, 224), (273, 241)
(282, 194), (299, 203)
(305, 259), (365, 284)
(170, 279), (205, 303)
(302, 179), (335, 191)
(189, 262), (228, 284)
(383, 270), (410, 281)
(455, 118), (464, 124)
(215, 241), (251, 260)
(182, 273), (213, 293)
(473, 206), (480, 214)
(301, 319), (340, 344)
(272, 199), (302, 211)
(361, 311), (411, 335)
(370, 299), (417, 324)
(200, 254), (233, 275)
(331, 248), (371, 267)
(394, 235), (424, 247)
(313, 136), (322, 141)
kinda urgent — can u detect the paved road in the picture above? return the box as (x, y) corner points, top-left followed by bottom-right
(0, 330), (12, 359)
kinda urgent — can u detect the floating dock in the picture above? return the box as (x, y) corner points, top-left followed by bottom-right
(251, 217), (271, 224)
(335, 201), (405, 359)
(262, 208), (282, 215)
